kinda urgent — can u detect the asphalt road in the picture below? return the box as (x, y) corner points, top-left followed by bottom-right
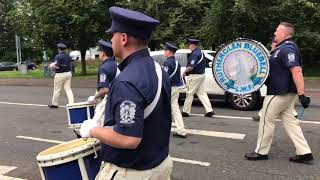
(0, 86), (319, 180)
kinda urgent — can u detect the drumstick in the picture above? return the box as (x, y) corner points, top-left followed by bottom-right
(297, 107), (305, 121)
(73, 129), (81, 138)
(73, 129), (88, 141)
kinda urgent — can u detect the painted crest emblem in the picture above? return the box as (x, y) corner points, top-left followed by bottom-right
(213, 38), (270, 95)
(120, 100), (136, 125)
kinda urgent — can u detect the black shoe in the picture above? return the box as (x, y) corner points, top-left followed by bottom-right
(289, 153), (314, 164)
(252, 115), (260, 121)
(173, 132), (187, 138)
(245, 152), (268, 161)
(48, 105), (58, 108)
(205, 111), (215, 117)
(182, 112), (189, 117)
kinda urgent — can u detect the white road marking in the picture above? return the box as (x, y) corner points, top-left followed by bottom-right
(171, 128), (245, 140)
(190, 113), (320, 125)
(1, 101), (319, 125)
(190, 113), (252, 120)
(0, 101), (65, 108)
(0, 165), (27, 180)
(16, 136), (211, 167)
(171, 157), (210, 167)
(172, 123), (245, 139)
(16, 136), (65, 144)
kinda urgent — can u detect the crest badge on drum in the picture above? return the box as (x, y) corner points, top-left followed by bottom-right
(213, 38), (270, 95)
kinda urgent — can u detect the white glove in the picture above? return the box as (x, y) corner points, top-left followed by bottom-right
(87, 96), (96, 104)
(80, 119), (98, 138)
(49, 63), (55, 69)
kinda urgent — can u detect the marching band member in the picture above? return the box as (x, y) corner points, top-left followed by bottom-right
(85, 40), (118, 127)
(81, 6), (173, 179)
(48, 43), (74, 108)
(182, 39), (215, 117)
(163, 41), (187, 138)
(253, 37), (298, 121)
(245, 22), (313, 164)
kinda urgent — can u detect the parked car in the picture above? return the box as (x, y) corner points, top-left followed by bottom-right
(21, 61), (37, 70)
(150, 49), (267, 110)
(0, 62), (18, 71)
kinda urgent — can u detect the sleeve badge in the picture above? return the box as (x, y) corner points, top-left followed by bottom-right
(164, 66), (169, 72)
(119, 100), (136, 125)
(99, 73), (106, 83)
(288, 53), (296, 63)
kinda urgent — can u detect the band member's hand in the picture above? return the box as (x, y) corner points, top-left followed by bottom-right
(87, 96), (96, 104)
(182, 72), (186, 77)
(80, 119), (98, 138)
(299, 95), (311, 108)
(49, 63), (55, 69)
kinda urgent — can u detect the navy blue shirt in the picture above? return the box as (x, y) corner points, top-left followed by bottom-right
(101, 49), (172, 170)
(266, 39), (301, 95)
(54, 52), (71, 73)
(187, 47), (205, 74)
(163, 56), (181, 86)
(97, 57), (117, 90)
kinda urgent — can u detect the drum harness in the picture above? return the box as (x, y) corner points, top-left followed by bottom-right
(80, 61), (163, 159)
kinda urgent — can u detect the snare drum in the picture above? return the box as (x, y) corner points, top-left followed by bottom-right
(66, 102), (95, 128)
(37, 138), (101, 180)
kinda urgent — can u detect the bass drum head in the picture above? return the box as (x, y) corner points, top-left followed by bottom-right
(37, 138), (99, 162)
(213, 38), (270, 95)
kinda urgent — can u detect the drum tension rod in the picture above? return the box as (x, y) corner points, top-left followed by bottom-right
(93, 140), (98, 158)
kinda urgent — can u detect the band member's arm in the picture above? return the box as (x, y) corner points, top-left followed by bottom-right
(290, 66), (305, 95)
(282, 47), (304, 95)
(91, 127), (141, 149)
(51, 55), (61, 69)
(183, 53), (198, 76)
(96, 69), (111, 100)
(163, 61), (172, 76)
(94, 87), (109, 100)
(182, 66), (193, 76)
(55, 54), (61, 68)
(91, 81), (145, 149)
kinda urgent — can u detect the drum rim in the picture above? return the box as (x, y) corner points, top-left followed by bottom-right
(212, 38), (270, 95)
(37, 146), (101, 167)
(66, 102), (95, 108)
(36, 139), (100, 162)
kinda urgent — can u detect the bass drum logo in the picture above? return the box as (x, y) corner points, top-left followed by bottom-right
(213, 38), (270, 95)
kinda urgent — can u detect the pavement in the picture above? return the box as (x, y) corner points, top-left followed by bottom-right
(0, 85), (319, 180)
(1, 78), (320, 106)
(1, 78), (320, 90)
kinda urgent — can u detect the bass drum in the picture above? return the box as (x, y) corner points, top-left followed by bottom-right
(213, 38), (270, 95)
(212, 38), (270, 110)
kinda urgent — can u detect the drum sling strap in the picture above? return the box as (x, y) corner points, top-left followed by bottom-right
(197, 51), (204, 65)
(169, 60), (178, 78)
(144, 61), (162, 119)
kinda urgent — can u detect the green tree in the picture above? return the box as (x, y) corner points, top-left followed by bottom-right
(9, 0), (115, 74)
(276, 0), (320, 65)
(0, 0), (16, 62)
(116, 0), (211, 49)
(201, 0), (320, 66)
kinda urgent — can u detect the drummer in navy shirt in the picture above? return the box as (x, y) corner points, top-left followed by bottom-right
(82, 40), (118, 127)
(89, 40), (117, 103)
(48, 43), (74, 108)
(163, 41), (187, 138)
(80, 6), (173, 179)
